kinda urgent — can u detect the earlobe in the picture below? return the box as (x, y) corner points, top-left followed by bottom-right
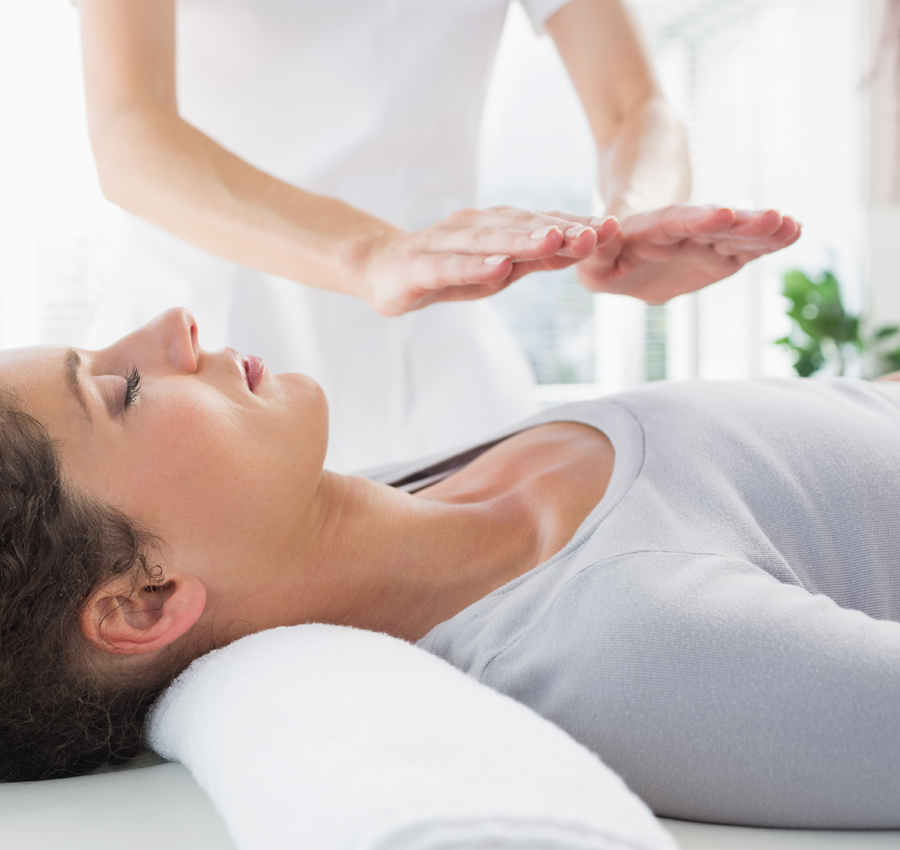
(81, 574), (207, 656)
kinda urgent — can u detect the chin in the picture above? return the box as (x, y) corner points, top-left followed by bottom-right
(275, 371), (324, 403)
(281, 372), (329, 458)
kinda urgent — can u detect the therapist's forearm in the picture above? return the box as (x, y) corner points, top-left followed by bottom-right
(545, 0), (691, 218)
(597, 96), (692, 219)
(90, 105), (397, 301)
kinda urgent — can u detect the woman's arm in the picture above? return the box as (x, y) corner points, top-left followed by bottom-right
(80, 0), (608, 316)
(546, 0), (691, 219)
(547, 0), (801, 303)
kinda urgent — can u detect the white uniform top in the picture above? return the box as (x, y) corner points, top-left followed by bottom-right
(82, 0), (573, 472)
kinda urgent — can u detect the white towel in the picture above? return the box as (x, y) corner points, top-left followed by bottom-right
(147, 624), (680, 850)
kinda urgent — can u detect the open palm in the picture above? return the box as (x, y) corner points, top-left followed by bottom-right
(577, 205), (801, 303)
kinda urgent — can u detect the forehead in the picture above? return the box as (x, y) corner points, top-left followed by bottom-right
(0, 346), (65, 408)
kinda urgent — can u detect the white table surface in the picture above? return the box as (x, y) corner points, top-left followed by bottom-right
(1, 761), (897, 850)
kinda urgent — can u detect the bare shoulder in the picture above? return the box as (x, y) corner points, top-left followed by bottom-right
(418, 421), (614, 516)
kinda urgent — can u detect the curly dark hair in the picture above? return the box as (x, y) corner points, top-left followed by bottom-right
(0, 391), (187, 781)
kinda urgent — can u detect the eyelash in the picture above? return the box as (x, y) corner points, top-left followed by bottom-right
(124, 367), (142, 408)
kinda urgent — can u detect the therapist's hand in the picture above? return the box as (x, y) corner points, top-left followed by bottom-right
(358, 207), (620, 316)
(575, 205), (802, 303)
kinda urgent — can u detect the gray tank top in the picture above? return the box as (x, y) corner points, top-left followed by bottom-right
(363, 377), (900, 827)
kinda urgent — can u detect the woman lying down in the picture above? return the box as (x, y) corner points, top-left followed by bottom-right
(0, 307), (898, 828)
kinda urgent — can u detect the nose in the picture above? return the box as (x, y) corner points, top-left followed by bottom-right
(156, 308), (199, 373)
(105, 308), (199, 375)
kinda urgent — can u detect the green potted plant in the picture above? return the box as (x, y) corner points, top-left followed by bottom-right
(776, 269), (900, 377)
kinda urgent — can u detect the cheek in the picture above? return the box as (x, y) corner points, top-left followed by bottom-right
(127, 411), (255, 514)
(61, 380), (324, 563)
(101, 404), (304, 554)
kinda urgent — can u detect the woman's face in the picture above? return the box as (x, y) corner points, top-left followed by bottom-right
(0, 308), (328, 596)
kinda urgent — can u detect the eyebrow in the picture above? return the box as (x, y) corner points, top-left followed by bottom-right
(64, 348), (93, 424)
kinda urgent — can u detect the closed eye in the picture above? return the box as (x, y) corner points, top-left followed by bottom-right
(124, 367), (141, 408)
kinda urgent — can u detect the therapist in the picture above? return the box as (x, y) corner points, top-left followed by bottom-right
(77, 0), (799, 471)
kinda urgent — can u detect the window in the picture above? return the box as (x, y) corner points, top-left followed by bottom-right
(0, 0), (867, 399)
(479, 0), (866, 399)
(0, 2), (112, 349)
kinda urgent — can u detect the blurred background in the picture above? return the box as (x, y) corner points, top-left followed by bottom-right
(0, 0), (893, 401)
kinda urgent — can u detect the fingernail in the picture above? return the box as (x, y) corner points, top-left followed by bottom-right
(565, 225), (590, 239)
(530, 225), (560, 240)
(484, 254), (509, 266)
(589, 216), (617, 227)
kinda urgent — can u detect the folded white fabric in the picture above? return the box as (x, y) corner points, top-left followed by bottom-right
(147, 624), (679, 850)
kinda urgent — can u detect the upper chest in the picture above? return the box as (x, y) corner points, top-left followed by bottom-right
(419, 422), (616, 561)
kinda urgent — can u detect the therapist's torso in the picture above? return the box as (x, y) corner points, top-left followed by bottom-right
(85, 0), (550, 471)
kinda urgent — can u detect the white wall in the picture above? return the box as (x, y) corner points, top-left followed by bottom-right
(653, 0), (866, 380)
(0, 1), (112, 348)
(865, 0), (900, 330)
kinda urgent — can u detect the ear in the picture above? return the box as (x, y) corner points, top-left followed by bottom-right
(81, 573), (207, 656)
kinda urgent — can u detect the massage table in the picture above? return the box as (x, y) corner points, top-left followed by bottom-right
(3, 627), (897, 850)
(1, 760), (898, 849)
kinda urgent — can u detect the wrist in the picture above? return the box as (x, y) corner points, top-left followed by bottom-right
(338, 221), (406, 308)
(270, 188), (405, 305)
(597, 99), (692, 220)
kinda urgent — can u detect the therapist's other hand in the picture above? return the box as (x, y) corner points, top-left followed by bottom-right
(576, 205), (802, 303)
(358, 207), (619, 316)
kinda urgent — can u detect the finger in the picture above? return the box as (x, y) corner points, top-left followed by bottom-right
(554, 223), (599, 259)
(457, 207), (619, 258)
(429, 277), (515, 305)
(590, 215), (621, 247)
(709, 216), (802, 258)
(486, 205), (598, 228)
(422, 223), (568, 260)
(431, 221), (600, 262)
(474, 206), (586, 229)
(626, 206), (800, 257)
(541, 217), (622, 278)
(496, 223), (618, 278)
(530, 211), (622, 253)
(726, 208), (786, 238)
(576, 225), (626, 290)
(768, 215), (802, 246)
(626, 205), (737, 245)
(506, 254), (583, 280)
(476, 206), (605, 242)
(728, 229), (802, 266)
(542, 209), (599, 226)
(542, 215), (621, 258)
(687, 207), (798, 244)
(407, 251), (515, 294)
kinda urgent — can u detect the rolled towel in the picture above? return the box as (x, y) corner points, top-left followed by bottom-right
(147, 624), (679, 850)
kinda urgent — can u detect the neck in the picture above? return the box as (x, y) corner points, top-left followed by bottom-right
(199, 421), (613, 649)
(290, 470), (540, 642)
